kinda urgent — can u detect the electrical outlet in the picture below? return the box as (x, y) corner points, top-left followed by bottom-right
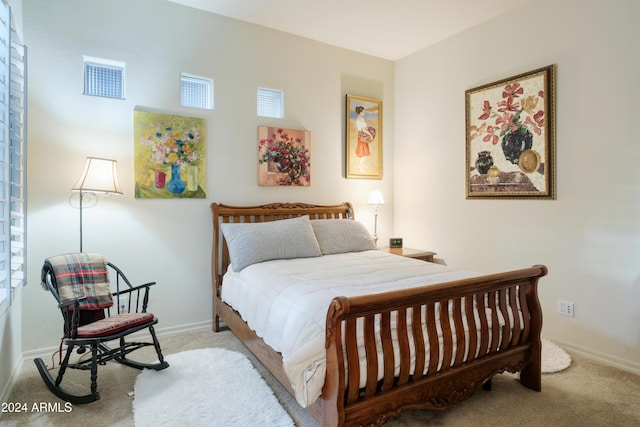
(557, 300), (574, 317)
(117, 294), (129, 313)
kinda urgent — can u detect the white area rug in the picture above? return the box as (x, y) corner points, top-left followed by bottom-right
(133, 348), (294, 427)
(541, 338), (572, 373)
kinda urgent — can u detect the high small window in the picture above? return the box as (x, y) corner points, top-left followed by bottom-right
(180, 73), (213, 109)
(83, 56), (125, 99)
(257, 88), (284, 118)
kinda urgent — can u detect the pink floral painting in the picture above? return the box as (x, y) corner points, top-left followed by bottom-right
(258, 126), (311, 186)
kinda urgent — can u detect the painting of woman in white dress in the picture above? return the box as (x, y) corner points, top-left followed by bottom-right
(346, 94), (382, 179)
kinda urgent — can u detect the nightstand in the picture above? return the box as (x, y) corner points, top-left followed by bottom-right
(381, 247), (436, 262)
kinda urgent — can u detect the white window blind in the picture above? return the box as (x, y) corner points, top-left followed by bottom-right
(83, 57), (124, 99)
(180, 73), (213, 109)
(0, 1), (10, 314)
(257, 88), (284, 118)
(0, 1), (26, 315)
(9, 40), (26, 292)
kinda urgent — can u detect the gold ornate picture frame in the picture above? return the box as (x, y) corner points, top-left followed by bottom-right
(346, 94), (382, 179)
(465, 65), (556, 199)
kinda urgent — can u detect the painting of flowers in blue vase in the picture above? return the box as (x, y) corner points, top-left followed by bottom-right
(134, 110), (206, 198)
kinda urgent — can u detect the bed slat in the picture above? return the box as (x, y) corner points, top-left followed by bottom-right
(498, 289), (510, 351)
(345, 318), (360, 404)
(412, 305), (426, 378)
(465, 295), (478, 361)
(452, 298), (466, 366)
(489, 291), (501, 353)
(363, 315), (378, 397)
(440, 301), (453, 372)
(425, 303), (439, 374)
(397, 308), (411, 385)
(510, 287), (522, 346)
(380, 312), (394, 391)
(519, 285), (531, 343)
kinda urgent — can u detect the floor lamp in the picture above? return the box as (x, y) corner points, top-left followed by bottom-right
(71, 157), (122, 252)
(367, 189), (385, 245)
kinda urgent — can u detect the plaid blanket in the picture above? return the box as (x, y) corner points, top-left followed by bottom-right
(41, 253), (114, 310)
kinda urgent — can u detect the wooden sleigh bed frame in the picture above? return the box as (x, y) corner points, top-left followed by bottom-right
(211, 202), (547, 427)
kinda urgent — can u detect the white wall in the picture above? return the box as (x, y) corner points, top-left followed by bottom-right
(21, 0), (394, 352)
(394, 0), (640, 372)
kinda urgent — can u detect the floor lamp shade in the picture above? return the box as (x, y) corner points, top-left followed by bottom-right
(72, 157), (122, 252)
(72, 157), (123, 194)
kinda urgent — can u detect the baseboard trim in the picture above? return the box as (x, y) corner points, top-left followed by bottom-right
(555, 339), (640, 376)
(21, 320), (213, 362)
(0, 355), (23, 419)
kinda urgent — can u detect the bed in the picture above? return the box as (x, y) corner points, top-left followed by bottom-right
(211, 202), (547, 426)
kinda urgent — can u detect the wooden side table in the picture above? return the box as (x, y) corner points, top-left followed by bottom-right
(381, 247), (436, 262)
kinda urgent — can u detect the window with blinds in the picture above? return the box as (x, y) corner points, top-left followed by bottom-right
(0, 1), (26, 316)
(83, 56), (125, 99)
(9, 40), (26, 297)
(257, 88), (284, 118)
(180, 73), (213, 109)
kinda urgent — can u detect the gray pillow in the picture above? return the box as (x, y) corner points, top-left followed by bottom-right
(221, 215), (321, 271)
(310, 219), (377, 255)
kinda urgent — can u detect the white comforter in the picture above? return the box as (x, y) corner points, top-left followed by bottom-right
(221, 250), (479, 407)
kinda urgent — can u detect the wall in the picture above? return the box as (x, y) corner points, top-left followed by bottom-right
(21, 0), (394, 353)
(394, 0), (640, 372)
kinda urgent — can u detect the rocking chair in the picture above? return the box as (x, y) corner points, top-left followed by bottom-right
(34, 253), (169, 404)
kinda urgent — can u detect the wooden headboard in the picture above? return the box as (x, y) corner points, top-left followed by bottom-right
(210, 202), (354, 294)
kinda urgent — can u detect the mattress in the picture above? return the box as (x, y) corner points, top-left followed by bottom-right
(221, 249), (484, 407)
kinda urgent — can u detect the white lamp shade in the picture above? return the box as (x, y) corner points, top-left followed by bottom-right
(72, 157), (123, 194)
(367, 189), (385, 205)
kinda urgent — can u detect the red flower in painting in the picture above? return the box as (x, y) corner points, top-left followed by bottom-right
(482, 125), (499, 145)
(495, 112), (516, 133)
(497, 96), (520, 113)
(524, 110), (545, 135)
(503, 82), (524, 99)
(478, 100), (491, 120)
(474, 80), (545, 143)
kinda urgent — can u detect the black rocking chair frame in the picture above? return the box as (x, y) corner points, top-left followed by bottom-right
(34, 261), (169, 404)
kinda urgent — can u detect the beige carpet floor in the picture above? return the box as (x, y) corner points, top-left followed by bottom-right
(2, 328), (639, 426)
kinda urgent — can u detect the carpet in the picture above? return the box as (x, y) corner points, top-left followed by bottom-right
(541, 338), (572, 373)
(133, 348), (294, 427)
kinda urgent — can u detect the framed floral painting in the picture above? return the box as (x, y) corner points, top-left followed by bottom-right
(133, 111), (206, 198)
(346, 94), (382, 179)
(465, 65), (556, 199)
(258, 126), (311, 186)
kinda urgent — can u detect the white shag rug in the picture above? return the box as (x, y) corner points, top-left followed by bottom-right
(133, 348), (294, 427)
(541, 338), (572, 373)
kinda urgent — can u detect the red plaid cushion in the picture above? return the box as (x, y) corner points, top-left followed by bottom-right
(76, 313), (155, 338)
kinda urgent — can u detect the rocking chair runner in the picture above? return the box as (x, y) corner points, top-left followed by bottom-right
(34, 253), (169, 404)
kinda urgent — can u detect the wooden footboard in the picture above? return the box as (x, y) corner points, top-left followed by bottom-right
(210, 202), (547, 426)
(322, 265), (547, 426)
